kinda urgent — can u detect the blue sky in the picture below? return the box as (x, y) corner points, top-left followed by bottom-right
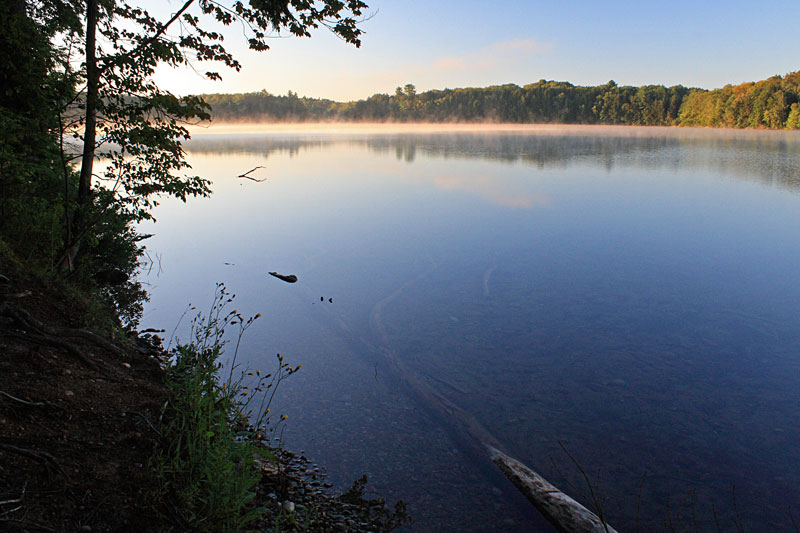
(148, 0), (800, 100)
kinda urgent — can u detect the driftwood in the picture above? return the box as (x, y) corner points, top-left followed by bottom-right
(237, 166), (266, 182)
(268, 272), (298, 283)
(490, 447), (617, 533)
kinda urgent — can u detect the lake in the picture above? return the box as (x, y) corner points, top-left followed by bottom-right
(140, 124), (800, 531)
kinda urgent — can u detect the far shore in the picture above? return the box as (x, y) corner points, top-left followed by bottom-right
(186, 121), (800, 140)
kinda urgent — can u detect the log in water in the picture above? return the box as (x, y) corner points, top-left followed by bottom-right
(490, 447), (617, 533)
(294, 269), (618, 530)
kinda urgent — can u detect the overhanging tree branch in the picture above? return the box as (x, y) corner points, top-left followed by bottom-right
(99, 0), (196, 72)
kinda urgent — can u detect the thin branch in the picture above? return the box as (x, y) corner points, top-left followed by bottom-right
(100, 0), (196, 72)
(712, 502), (722, 533)
(237, 166), (266, 182)
(558, 440), (609, 533)
(129, 411), (161, 438)
(635, 470), (647, 532)
(732, 483), (745, 533)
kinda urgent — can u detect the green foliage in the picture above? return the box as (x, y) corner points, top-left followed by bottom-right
(153, 284), (299, 530)
(201, 71), (800, 130)
(785, 103), (800, 129)
(69, 0), (369, 224)
(0, 2), (76, 267)
(155, 343), (262, 530)
(1, 0), (370, 322)
(678, 72), (800, 129)
(203, 79), (694, 125)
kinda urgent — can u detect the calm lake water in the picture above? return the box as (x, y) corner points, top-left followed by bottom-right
(140, 125), (800, 531)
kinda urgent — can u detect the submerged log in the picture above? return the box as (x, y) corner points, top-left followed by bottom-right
(289, 269), (621, 529)
(490, 447), (618, 533)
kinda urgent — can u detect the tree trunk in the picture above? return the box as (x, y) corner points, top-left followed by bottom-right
(61, 0), (98, 270)
(78, 0), (98, 211)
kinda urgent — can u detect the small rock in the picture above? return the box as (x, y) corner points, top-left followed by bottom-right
(121, 362), (131, 369)
(64, 390), (75, 397)
(282, 500), (296, 513)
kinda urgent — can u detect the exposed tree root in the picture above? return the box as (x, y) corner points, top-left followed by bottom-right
(1, 330), (100, 371)
(64, 328), (126, 357)
(0, 391), (46, 408)
(0, 518), (58, 532)
(0, 444), (67, 480)
(0, 302), (120, 370)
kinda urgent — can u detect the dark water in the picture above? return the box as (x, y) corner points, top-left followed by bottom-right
(141, 127), (800, 531)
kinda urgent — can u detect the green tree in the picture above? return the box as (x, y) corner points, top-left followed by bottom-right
(787, 103), (800, 129)
(0, 1), (81, 265)
(0, 1), (367, 323)
(50, 0), (367, 268)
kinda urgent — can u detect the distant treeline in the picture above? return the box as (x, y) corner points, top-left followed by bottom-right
(201, 71), (800, 129)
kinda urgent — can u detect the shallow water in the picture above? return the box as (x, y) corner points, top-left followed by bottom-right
(141, 126), (800, 531)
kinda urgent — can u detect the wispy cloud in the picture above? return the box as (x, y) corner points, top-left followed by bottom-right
(344, 38), (553, 98)
(432, 39), (553, 73)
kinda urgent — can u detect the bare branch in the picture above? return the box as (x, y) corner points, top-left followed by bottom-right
(237, 166), (266, 181)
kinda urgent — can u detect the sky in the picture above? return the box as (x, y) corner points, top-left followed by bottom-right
(147, 0), (800, 101)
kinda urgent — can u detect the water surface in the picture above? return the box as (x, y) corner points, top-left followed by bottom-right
(141, 126), (800, 531)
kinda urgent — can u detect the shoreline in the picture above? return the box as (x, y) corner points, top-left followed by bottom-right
(186, 121), (800, 140)
(0, 267), (405, 531)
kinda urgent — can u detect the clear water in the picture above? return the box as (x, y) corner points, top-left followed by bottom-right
(141, 126), (800, 531)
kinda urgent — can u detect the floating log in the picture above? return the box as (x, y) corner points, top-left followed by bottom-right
(268, 272), (298, 283)
(490, 447), (618, 533)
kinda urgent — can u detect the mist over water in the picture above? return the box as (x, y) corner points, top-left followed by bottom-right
(141, 126), (800, 531)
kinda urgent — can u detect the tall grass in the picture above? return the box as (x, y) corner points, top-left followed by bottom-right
(152, 283), (298, 530)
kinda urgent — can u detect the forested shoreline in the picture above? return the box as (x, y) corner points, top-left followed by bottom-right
(202, 71), (800, 129)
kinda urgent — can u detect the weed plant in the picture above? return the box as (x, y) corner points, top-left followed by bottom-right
(153, 283), (299, 530)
